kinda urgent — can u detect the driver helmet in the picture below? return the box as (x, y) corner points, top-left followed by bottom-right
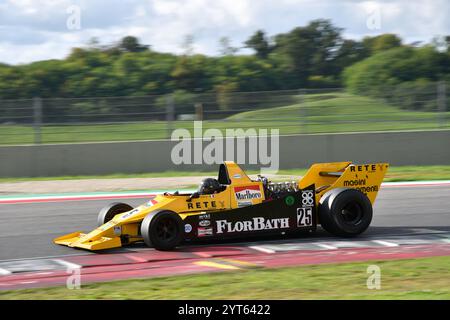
(198, 178), (221, 195)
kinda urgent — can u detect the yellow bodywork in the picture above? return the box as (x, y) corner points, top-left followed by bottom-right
(54, 161), (388, 250)
(299, 161), (389, 204)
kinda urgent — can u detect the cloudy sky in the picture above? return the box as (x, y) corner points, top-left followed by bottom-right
(0, 0), (448, 65)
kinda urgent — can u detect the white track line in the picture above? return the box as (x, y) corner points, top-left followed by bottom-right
(372, 240), (399, 247)
(409, 228), (447, 234)
(248, 246), (275, 254)
(315, 243), (338, 250)
(24, 272), (53, 277)
(0, 252), (87, 263)
(54, 259), (81, 270)
(0, 268), (12, 275)
(0, 189), (196, 204)
(382, 180), (450, 187)
(0, 192), (157, 203)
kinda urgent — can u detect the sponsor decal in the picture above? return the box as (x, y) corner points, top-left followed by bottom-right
(301, 190), (314, 206)
(113, 225), (122, 236)
(285, 195), (295, 206)
(146, 199), (158, 207)
(355, 185), (379, 193)
(121, 208), (139, 220)
(199, 213), (211, 220)
(350, 164), (377, 172)
(344, 179), (366, 187)
(234, 185), (262, 201)
(198, 227), (213, 237)
(237, 201), (252, 208)
(184, 224), (192, 233)
(297, 207), (313, 227)
(199, 220), (211, 227)
(187, 200), (223, 210)
(233, 173), (242, 179)
(216, 217), (289, 234)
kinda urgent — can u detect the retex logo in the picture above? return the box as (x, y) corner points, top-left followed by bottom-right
(170, 121), (279, 173)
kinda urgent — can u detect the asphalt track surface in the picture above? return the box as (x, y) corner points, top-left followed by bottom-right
(0, 185), (449, 261)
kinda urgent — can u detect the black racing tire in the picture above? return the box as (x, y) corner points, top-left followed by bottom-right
(318, 188), (373, 237)
(97, 202), (133, 227)
(140, 210), (184, 251)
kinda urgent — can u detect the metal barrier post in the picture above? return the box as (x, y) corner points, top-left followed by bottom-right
(437, 81), (447, 128)
(166, 94), (174, 139)
(299, 89), (307, 134)
(195, 103), (203, 121)
(33, 97), (42, 144)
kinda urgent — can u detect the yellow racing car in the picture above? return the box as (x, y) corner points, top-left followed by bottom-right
(54, 161), (388, 251)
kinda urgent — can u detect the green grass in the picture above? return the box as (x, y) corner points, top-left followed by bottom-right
(1, 92), (448, 145)
(228, 92), (450, 132)
(1, 256), (449, 300)
(1, 165), (449, 184)
(378, 165), (450, 182)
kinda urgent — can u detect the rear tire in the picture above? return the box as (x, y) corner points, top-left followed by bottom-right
(140, 210), (184, 250)
(319, 188), (372, 237)
(97, 202), (133, 226)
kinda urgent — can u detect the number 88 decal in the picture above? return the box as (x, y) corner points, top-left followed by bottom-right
(301, 190), (314, 206)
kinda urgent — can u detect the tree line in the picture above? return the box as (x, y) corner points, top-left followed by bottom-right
(0, 19), (449, 112)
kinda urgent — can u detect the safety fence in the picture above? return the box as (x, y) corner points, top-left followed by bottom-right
(0, 84), (448, 145)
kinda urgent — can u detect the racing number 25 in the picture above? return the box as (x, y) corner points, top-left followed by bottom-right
(297, 207), (313, 226)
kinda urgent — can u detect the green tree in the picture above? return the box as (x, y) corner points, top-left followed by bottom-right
(343, 46), (450, 110)
(245, 30), (271, 59)
(171, 55), (210, 91)
(333, 39), (369, 75)
(0, 28), (447, 103)
(272, 19), (343, 86)
(362, 34), (402, 54)
(119, 36), (149, 53)
(219, 37), (239, 56)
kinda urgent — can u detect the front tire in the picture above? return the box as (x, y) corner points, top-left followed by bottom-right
(318, 188), (372, 237)
(140, 210), (184, 250)
(97, 202), (133, 226)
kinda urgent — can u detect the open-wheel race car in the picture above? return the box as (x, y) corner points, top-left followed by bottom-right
(54, 161), (388, 251)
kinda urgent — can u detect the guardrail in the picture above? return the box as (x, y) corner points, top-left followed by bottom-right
(0, 85), (448, 145)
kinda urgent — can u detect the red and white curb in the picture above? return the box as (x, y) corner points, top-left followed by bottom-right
(0, 231), (449, 290)
(1, 244), (449, 291)
(0, 191), (173, 204)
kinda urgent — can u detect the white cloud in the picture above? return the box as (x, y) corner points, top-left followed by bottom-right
(0, 39), (69, 64)
(0, 0), (448, 64)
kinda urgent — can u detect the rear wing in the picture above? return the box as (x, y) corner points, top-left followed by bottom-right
(299, 162), (389, 204)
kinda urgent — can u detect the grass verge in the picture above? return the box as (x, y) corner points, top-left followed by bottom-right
(1, 256), (449, 299)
